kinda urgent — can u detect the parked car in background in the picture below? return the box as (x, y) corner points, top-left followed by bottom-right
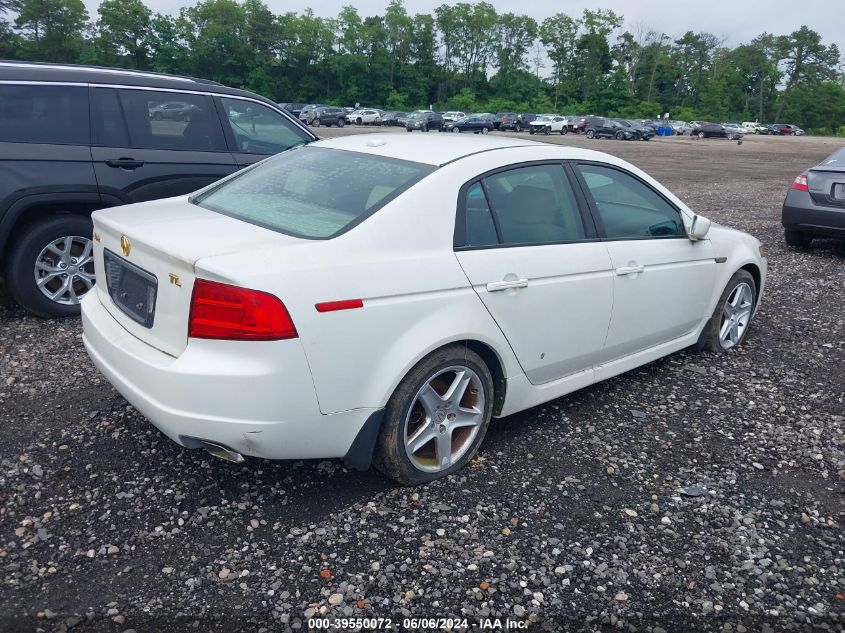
(782, 145), (845, 247)
(382, 111), (407, 126)
(81, 133), (767, 485)
(441, 116), (494, 134)
(529, 115), (568, 135)
(348, 109), (383, 125)
(500, 113), (537, 132)
(406, 111), (443, 132)
(441, 111), (466, 122)
(567, 116), (589, 134)
(787, 125), (805, 136)
(740, 121), (763, 134)
(495, 113), (521, 130)
(278, 102), (306, 118)
(672, 121), (695, 135)
(297, 104), (325, 123)
(471, 113), (499, 128)
(769, 123), (795, 136)
(0, 61), (315, 317)
(693, 123), (740, 139)
(722, 123), (747, 138)
(300, 105), (346, 127)
(615, 119), (653, 140)
(396, 112), (411, 127)
(585, 117), (634, 140)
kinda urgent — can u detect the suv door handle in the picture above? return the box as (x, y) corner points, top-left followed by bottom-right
(486, 278), (529, 292)
(104, 158), (145, 170)
(615, 265), (645, 276)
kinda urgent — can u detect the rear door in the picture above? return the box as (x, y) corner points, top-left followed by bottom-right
(454, 163), (613, 385)
(90, 87), (237, 204)
(216, 96), (315, 168)
(574, 162), (717, 362)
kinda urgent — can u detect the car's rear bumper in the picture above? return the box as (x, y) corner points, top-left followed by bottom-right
(81, 292), (376, 461)
(782, 190), (845, 237)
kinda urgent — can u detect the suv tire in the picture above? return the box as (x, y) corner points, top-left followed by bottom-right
(6, 214), (95, 318)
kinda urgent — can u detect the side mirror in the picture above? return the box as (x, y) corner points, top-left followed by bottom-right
(688, 215), (711, 241)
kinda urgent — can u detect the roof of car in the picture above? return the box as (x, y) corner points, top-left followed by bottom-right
(0, 60), (275, 105)
(315, 133), (545, 166)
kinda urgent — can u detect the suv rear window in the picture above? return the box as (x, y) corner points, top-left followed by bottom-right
(0, 84), (89, 145)
(192, 146), (435, 239)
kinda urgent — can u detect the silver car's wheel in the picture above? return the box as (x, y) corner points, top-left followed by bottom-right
(718, 282), (753, 350)
(403, 366), (485, 473)
(34, 235), (95, 306)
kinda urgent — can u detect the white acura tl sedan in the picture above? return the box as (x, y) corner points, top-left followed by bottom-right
(82, 134), (766, 485)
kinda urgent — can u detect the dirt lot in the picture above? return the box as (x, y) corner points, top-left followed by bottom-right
(1, 130), (843, 632)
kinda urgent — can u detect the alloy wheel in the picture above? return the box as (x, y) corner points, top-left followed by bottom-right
(34, 235), (95, 306)
(403, 365), (485, 473)
(719, 282), (753, 349)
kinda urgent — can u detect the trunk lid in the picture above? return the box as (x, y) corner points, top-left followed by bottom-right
(807, 166), (845, 208)
(91, 196), (302, 357)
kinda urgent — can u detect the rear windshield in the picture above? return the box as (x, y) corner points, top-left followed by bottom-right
(192, 146), (435, 239)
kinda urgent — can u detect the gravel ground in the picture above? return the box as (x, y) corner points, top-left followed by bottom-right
(1, 132), (843, 632)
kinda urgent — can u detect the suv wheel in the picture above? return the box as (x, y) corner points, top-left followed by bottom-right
(312, 118), (321, 127)
(6, 215), (95, 318)
(337, 118), (345, 128)
(585, 129), (595, 139)
(515, 122), (522, 132)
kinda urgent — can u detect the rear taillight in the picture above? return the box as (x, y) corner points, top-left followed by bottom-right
(790, 174), (809, 192)
(189, 279), (297, 341)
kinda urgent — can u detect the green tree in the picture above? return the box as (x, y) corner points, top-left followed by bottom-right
(15, 0), (88, 61)
(94, 0), (152, 68)
(774, 26), (840, 121)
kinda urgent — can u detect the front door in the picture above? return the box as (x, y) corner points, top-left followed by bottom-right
(574, 162), (717, 361)
(89, 87), (237, 204)
(454, 163), (614, 385)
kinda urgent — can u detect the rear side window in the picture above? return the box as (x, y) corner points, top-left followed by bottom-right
(192, 146), (434, 239)
(92, 88), (226, 152)
(0, 84), (89, 145)
(463, 183), (498, 247)
(484, 164), (585, 245)
(577, 164), (684, 239)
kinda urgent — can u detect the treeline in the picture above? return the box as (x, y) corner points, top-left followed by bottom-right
(1, 0), (844, 133)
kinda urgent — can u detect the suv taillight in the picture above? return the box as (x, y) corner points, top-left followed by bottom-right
(790, 174), (809, 192)
(189, 279), (297, 341)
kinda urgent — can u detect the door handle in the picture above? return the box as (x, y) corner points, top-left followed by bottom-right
(486, 278), (529, 292)
(104, 158), (145, 170)
(615, 265), (645, 276)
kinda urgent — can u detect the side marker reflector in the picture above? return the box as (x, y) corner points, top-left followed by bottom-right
(316, 299), (364, 313)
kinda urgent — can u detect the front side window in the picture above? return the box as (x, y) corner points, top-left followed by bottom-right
(0, 84), (88, 145)
(577, 164), (684, 239)
(193, 147), (434, 239)
(220, 97), (311, 155)
(483, 165), (585, 245)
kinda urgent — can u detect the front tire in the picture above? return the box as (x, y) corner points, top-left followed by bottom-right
(696, 270), (756, 352)
(312, 118), (321, 127)
(337, 118), (345, 127)
(698, 132), (705, 139)
(515, 123), (522, 132)
(373, 345), (494, 485)
(586, 129), (595, 139)
(452, 127), (460, 133)
(784, 228), (811, 248)
(560, 127), (568, 135)
(5, 214), (95, 318)
(616, 131), (625, 140)
(481, 127), (489, 135)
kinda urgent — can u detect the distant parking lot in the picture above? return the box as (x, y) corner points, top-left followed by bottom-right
(1, 130), (843, 631)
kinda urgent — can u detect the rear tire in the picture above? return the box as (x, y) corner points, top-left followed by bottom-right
(481, 127), (489, 135)
(784, 228), (811, 248)
(696, 269), (756, 353)
(6, 214), (95, 318)
(373, 345), (494, 485)
(515, 122), (522, 132)
(337, 118), (345, 128)
(698, 132), (705, 139)
(560, 127), (567, 135)
(615, 131), (625, 140)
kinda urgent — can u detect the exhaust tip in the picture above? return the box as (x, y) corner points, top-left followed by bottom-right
(200, 441), (245, 463)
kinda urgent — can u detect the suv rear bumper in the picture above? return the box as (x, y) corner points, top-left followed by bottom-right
(81, 291), (375, 460)
(782, 189), (845, 237)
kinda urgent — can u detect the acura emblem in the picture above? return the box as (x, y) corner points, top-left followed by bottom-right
(120, 235), (131, 257)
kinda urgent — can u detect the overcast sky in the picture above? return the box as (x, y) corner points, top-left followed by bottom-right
(81, 0), (844, 58)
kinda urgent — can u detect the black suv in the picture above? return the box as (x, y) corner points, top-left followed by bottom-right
(584, 117), (635, 140)
(405, 111), (443, 132)
(0, 61), (315, 317)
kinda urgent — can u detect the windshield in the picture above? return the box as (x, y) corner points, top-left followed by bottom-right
(192, 147), (435, 239)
